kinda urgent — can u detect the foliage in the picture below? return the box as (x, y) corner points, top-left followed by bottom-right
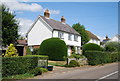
(28, 67), (42, 76)
(32, 48), (39, 55)
(66, 60), (80, 67)
(3, 44), (18, 57)
(3, 73), (34, 79)
(40, 68), (48, 73)
(72, 23), (90, 45)
(71, 46), (76, 54)
(2, 55), (48, 77)
(84, 51), (119, 65)
(26, 46), (32, 55)
(68, 53), (86, 60)
(39, 38), (67, 61)
(105, 42), (120, 52)
(2, 5), (19, 46)
(82, 43), (104, 54)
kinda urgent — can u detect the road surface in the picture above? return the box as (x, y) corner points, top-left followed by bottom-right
(36, 63), (119, 80)
(17, 63), (119, 81)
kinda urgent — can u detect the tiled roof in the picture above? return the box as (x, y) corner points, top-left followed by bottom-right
(17, 40), (27, 45)
(86, 30), (100, 40)
(40, 16), (80, 35)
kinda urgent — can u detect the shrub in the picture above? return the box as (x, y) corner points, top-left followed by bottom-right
(4, 44), (18, 57)
(67, 60), (80, 67)
(26, 46), (32, 55)
(105, 42), (120, 52)
(39, 38), (67, 61)
(84, 51), (119, 65)
(82, 43), (103, 54)
(68, 54), (86, 60)
(32, 48), (39, 55)
(28, 67), (42, 76)
(2, 55), (48, 77)
(40, 68), (48, 73)
(71, 46), (76, 54)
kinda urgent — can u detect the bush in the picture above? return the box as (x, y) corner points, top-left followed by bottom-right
(28, 67), (42, 76)
(26, 46), (32, 55)
(105, 42), (120, 52)
(68, 54), (86, 60)
(84, 51), (119, 65)
(40, 68), (48, 73)
(82, 43), (103, 54)
(32, 48), (39, 55)
(4, 44), (18, 57)
(2, 55), (48, 77)
(39, 38), (67, 61)
(67, 60), (80, 67)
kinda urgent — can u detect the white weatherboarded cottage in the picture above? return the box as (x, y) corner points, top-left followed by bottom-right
(27, 9), (81, 56)
(86, 31), (100, 45)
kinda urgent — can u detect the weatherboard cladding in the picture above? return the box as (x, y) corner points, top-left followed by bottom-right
(40, 15), (80, 35)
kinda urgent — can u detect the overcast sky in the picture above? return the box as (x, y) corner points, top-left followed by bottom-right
(0, 0), (119, 41)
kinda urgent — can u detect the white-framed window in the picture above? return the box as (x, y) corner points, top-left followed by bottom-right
(58, 31), (64, 39)
(68, 34), (72, 41)
(74, 35), (78, 41)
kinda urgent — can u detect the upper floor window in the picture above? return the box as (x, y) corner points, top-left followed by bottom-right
(68, 34), (72, 41)
(74, 35), (78, 41)
(58, 32), (64, 39)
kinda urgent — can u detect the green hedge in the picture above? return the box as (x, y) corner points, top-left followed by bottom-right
(39, 38), (67, 61)
(2, 55), (48, 77)
(82, 43), (104, 54)
(84, 51), (119, 65)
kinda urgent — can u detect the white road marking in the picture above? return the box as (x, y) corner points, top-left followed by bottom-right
(95, 71), (118, 81)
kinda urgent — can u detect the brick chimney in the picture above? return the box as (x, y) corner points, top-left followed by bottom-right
(44, 9), (50, 18)
(61, 16), (66, 23)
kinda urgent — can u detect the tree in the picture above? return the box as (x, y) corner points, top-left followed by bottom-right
(3, 44), (18, 57)
(2, 5), (19, 46)
(72, 23), (90, 45)
(105, 42), (120, 52)
(39, 38), (67, 61)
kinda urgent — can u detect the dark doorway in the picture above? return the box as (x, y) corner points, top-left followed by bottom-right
(15, 46), (24, 56)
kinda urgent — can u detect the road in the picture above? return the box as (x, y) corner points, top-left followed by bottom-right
(37, 63), (119, 80)
(17, 63), (119, 81)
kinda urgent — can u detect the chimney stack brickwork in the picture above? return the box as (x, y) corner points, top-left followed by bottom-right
(61, 16), (66, 23)
(44, 9), (50, 18)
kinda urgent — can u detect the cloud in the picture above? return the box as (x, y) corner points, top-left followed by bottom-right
(0, 0), (60, 14)
(49, 10), (60, 14)
(1, 0), (43, 12)
(17, 18), (34, 37)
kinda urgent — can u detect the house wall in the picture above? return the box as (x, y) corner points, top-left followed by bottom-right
(53, 30), (81, 47)
(88, 39), (100, 45)
(109, 36), (119, 42)
(28, 18), (52, 46)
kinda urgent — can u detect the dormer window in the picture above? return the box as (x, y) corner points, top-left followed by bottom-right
(68, 34), (72, 41)
(74, 35), (78, 41)
(58, 32), (64, 39)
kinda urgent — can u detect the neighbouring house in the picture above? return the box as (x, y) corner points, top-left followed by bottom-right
(102, 35), (111, 45)
(86, 30), (100, 45)
(16, 40), (27, 56)
(27, 9), (81, 56)
(109, 34), (120, 43)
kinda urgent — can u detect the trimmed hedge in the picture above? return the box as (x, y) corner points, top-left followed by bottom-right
(2, 55), (48, 77)
(84, 51), (119, 65)
(39, 38), (67, 61)
(82, 43), (104, 54)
